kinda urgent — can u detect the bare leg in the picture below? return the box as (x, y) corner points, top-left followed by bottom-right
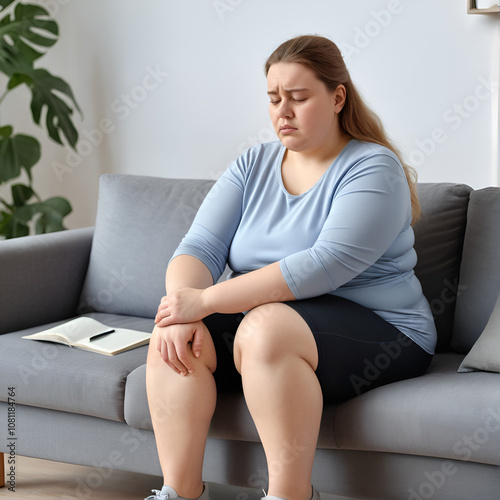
(234, 303), (323, 500)
(146, 324), (217, 499)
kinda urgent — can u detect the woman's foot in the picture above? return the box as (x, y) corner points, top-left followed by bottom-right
(145, 483), (209, 500)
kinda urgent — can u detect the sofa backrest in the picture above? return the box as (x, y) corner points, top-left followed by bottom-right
(413, 183), (472, 352)
(80, 175), (478, 354)
(79, 174), (214, 318)
(451, 187), (500, 353)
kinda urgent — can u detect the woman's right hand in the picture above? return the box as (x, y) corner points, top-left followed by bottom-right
(155, 321), (207, 376)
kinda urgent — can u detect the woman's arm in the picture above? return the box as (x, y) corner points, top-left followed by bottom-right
(203, 262), (295, 314)
(154, 255), (214, 375)
(156, 261), (295, 327)
(165, 254), (214, 293)
(157, 153), (411, 327)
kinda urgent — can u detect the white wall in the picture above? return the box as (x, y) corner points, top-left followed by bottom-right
(1, 0), (498, 229)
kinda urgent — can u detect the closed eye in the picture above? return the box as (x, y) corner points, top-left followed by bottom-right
(270, 98), (306, 105)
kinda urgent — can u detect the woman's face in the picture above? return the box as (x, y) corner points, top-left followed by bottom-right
(267, 62), (345, 156)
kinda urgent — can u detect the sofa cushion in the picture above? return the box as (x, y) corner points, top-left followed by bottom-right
(79, 175), (214, 318)
(333, 353), (500, 466)
(452, 187), (500, 353)
(124, 364), (261, 443)
(413, 183), (472, 352)
(126, 352), (500, 467)
(458, 292), (500, 373)
(125, 363), (340, 448)
(0, 313), (153, 422)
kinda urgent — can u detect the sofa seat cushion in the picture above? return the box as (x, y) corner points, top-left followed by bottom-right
(333, 353), (500, 466)
(0, 313), (153, 422)
(127, 363), (344, 447)
(125, 352), (500, 465)
(125, 363), (262, 443)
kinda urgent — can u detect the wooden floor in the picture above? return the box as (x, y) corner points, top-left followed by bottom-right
(0, 455), (164, 499)
(0, 455), (356, 500)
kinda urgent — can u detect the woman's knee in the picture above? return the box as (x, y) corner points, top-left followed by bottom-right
(147, 326), (163, 367)
(233, 304), (277, 371)
(233, 303), (318, 373)
(147, 325), (217, 374)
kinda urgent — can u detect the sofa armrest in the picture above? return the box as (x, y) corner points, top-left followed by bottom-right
(0, 227), (94, 334)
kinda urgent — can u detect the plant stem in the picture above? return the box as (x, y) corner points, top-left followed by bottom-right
(0, 196), (13, 211)
(28, 180), (43, 203)
(0, 89), (9, 107)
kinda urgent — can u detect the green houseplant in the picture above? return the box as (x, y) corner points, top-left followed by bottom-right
(0, 0), (81, 238)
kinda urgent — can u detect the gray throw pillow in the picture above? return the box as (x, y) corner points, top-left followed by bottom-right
(458, 292), (500, 373)
(413, 183), (472, 352)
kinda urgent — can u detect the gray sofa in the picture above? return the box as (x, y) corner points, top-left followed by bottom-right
(1, 174), (499, 500)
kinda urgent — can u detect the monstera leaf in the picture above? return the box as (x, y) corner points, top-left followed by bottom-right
(0, 2), (80, 149)
(29, 68), (81, 148)
(0, 125), (41, 183)
(0, 183), (72, 238)
(0, 1), (15, 16)
(0, 1), (79, 239)
(0, 2), (57, 67)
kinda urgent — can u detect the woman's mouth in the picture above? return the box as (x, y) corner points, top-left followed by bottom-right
(280, 125), (297, 134)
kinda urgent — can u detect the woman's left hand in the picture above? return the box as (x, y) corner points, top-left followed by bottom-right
(155, 288), (210, 327)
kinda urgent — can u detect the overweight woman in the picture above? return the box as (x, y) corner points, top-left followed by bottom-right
(145, 35), (437, 500)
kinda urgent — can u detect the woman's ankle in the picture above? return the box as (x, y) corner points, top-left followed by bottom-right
(262, 484), (318, 500)
(163, 481), (205, 499)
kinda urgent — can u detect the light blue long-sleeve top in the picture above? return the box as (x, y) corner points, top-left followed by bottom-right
(171, 139), (437, 354)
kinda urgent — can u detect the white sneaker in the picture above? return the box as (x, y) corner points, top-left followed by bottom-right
(145, 483), (209, 500)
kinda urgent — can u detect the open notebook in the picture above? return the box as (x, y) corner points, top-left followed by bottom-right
(22, 317), (151, 355)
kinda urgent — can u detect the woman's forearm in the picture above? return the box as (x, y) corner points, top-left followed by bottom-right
(155, 261), (296, 327)
(202, 261), (295, 315)
(166, 255), (214, 293)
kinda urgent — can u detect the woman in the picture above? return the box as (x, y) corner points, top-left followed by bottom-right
(145, 35), (437, 500)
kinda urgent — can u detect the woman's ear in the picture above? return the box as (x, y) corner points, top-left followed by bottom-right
(333, 84), (347, 113)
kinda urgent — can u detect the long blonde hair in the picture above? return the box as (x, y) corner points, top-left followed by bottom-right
(265, 35), (420, 224)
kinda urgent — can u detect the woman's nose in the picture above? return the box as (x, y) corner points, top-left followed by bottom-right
(277, 101), (293, 119)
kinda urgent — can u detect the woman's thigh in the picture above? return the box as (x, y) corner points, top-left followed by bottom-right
(284, 294), (433, 404)
(203, 303), (318, 392)
(203, 295), (433, 404)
